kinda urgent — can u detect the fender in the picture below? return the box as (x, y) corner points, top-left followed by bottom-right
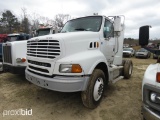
(54, 50), (109, 76)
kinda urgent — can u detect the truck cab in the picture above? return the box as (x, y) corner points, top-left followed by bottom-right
(36, 26), (59, 36)
(25, 15), (133, 108)
(139, 26), (160, 120)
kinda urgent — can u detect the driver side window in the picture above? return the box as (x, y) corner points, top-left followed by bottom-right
(103, 19), (114, 38)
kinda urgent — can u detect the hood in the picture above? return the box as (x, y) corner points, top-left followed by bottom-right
(60, 32), (100, 56)
(123, 51), (131, 53)
(30, 31), (100, 57)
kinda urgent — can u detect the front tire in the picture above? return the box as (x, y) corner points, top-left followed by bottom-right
(81, 69), (106, 109)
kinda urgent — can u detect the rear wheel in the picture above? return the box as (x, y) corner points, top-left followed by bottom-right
(81, 69), (106, 109)
(123, 60), (133, 79)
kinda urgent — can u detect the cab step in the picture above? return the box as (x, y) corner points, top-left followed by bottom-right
(111, 76), (124, 84)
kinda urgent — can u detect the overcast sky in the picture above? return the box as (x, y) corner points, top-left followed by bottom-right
(0, 0), (160, 39)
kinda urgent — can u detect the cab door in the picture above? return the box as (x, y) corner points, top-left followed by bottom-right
(100, 18), (115, 64)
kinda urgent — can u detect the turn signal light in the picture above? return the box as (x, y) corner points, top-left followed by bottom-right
(71, 64), (82, 73)
(156, 72), (160, 83)
(96, 42), (99, 48)
(21, 58), (26, 62)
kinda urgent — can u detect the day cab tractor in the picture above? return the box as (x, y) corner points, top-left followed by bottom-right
(2, 33), (30, 74)
(2, 26), (59, 74)
(139, 26), (160, 120)
(25, 15), (133, 108)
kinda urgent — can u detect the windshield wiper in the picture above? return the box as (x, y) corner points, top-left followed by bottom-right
(75, 28), (87, 31)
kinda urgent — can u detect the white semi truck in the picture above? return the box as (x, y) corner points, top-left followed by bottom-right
(2, 27), (58, 74)
(139, 26), (160, 120)
(3, 33), (30, 74)
(25, 15), (133, 108)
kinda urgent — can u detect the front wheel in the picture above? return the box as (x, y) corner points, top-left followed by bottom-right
(81, 69), (106, 109)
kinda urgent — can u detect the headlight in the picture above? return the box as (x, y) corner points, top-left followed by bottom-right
(150, 92), (156, 102)
(59, 64), (82, 73)
(150, 92), (160, 104)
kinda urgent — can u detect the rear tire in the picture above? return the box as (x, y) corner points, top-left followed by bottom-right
(123, 60), (133, 79)
(81, 69), (106, 109)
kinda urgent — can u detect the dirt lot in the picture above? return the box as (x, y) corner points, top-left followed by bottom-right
(0, 57), (156, 120)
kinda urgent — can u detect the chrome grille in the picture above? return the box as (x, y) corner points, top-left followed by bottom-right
(27, 40), (60, 59)
(3, 46), (12, 64)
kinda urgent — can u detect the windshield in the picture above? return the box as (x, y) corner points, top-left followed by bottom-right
(8, 36), (18, 42)
(123, 48), (132, 51)
(61, 16), (102, 33)
(37, 28), (50, 36)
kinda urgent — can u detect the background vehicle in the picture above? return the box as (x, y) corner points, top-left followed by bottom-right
(135, 48), (151, 58)
(3, 26), (59, 74)
(0, 34), (8, 71)
(0, 34), (8, 43)
(3, 33), (30, 74)
(153, 54), (158, 59)
(25, 15), (133, 108)
(139, 26), (160, 120)
(123, 44), (129, 48)
(32, 25), (59, 37)
(0, 44), (2, 71)
(36, 25), (59, 36)
(123, 47), (135, 57)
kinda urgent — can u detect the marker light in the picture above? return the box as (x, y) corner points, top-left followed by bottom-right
(21, 58), (26, 62)
(156, 72), (160, 83)
(71, 64), (82, 73)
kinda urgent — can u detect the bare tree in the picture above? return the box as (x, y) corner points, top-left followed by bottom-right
(54, 14), (71, 28)
(21, 7), (30, 33)
(29, 13), (40, 30)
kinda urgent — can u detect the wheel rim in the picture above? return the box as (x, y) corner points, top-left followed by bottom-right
(93, 77), (104, 101)
(129, 64), (132, 75)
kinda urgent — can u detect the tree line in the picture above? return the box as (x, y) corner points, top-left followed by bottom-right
(0, 8), (71, 34)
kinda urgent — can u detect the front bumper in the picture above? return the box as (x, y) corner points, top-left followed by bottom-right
(135, 54), (147, 58)
(123, 52), (131, 57)
(142, 104), (160, 120)
(3, 64), (26, 74)
(25, 69), (90, 92)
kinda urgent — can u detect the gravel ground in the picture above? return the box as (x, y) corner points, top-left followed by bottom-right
(0, 57), (156, 120)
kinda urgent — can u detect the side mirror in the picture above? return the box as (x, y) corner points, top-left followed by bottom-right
(139, 25), (151, 46)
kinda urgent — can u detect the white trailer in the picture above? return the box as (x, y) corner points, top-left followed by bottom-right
(25, 15), (133, 108)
